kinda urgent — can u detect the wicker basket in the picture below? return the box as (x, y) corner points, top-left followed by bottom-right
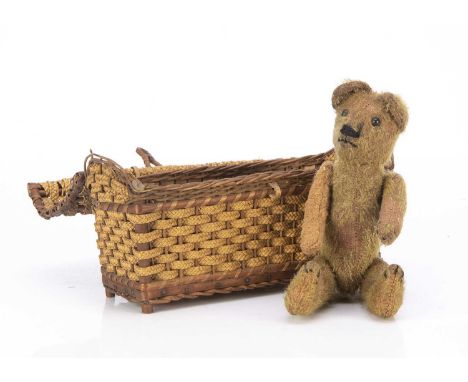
(28, 148), (334, 313)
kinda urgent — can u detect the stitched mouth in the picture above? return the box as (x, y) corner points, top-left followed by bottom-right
(338, 137), (357, 148)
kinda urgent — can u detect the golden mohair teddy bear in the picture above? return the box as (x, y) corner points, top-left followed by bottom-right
(285, 80), (408, 318)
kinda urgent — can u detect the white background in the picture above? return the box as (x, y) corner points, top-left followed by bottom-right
(1, 0), (468, 364)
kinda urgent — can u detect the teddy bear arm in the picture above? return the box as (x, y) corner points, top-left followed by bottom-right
(300, 161), (333, 256)
(378, 172), (407, 245)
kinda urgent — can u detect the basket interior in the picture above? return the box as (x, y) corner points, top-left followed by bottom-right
(130, 152), (332, 188)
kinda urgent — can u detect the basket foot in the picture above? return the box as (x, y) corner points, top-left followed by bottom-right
(105, 289), (115, 298)
(141, 304), (155, 314)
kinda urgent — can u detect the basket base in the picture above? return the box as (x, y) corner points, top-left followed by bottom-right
(101, 262), (302, 313)
(140, 304), (155, 314)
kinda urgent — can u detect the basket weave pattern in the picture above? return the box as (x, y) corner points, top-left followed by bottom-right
(94, 196), (308, 283)
(28, 149), (333, 313)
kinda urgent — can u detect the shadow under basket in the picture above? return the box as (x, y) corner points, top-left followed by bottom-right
(27, 147), (334, 313)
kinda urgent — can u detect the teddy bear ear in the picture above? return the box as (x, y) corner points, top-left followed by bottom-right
(379, 93), (409, 132)
(332, 80), (372, 109)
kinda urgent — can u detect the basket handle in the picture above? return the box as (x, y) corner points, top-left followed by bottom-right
(136, 147), (161, 167)
(27, 171), (91, 220)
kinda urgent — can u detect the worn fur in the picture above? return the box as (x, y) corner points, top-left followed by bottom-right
(285, 80), (408, 318)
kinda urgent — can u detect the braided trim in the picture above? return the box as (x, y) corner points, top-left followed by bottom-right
(28, 171), (91, 219)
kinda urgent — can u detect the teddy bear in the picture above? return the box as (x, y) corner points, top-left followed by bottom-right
(285, 80), (408, 318)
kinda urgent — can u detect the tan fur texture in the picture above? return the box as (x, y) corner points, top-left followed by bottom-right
(284, 257), (336, 315)
(361, 259), (404, 318)
(378, 173), (406, 245)
(300, 161), (333, 257)
(285, 80), (408, 318)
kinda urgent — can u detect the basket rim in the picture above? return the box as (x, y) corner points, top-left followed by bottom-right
(85, 149), (335, 205)
(28, 149), (334, 219)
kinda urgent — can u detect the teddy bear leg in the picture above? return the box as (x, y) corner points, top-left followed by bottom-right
(360, 258), (404, 318)
(284, 257), (336, 316)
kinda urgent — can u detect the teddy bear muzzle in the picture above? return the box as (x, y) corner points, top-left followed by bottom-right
(338, 124), (361, 147)
(340, 124), (361, 138)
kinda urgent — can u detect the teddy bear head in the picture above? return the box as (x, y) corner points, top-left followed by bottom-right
(331, 81), (408, 166)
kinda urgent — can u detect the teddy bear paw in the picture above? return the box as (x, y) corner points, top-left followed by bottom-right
(284, 260), (335, 316)
(377, 224), (398, 245)
(364, 264), (404, 318)
(304, 260), (322, 280)
(384, 264), (404, 279)
(300, 240), (321, 258)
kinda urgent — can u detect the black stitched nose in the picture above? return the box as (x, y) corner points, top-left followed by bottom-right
(340, 124), (360, 138)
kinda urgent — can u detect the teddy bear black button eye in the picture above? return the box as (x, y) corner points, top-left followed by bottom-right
(341, 109), (349, 117)
(371, 117), (381, 127)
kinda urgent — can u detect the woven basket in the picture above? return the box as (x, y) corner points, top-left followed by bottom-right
(28, 147), (334, 313)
